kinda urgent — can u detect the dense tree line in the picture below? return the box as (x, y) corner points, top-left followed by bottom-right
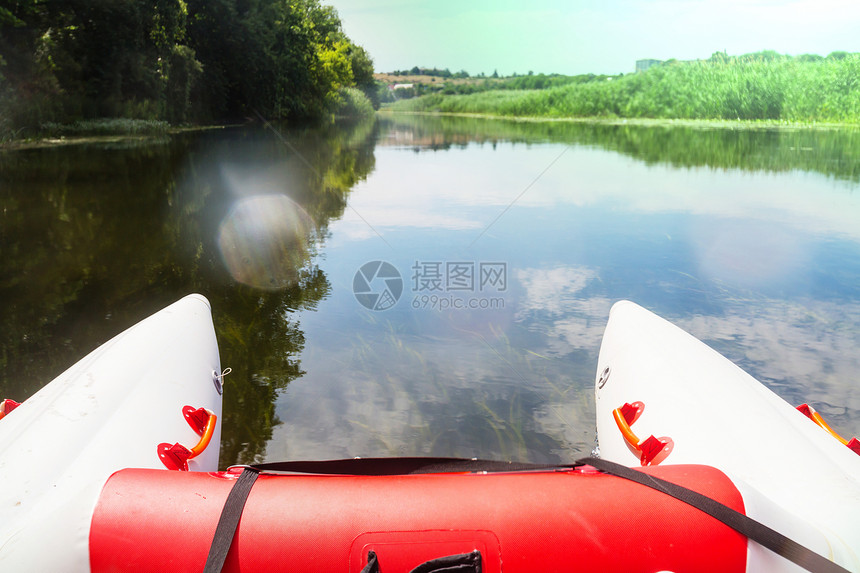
(390, 66), (469, 79)
(0, 0), (375, 132)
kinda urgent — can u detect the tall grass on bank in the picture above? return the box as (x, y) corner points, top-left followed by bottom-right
(334, 87), (376, 120)
(390, 56), (860, 123)
(39, 118), (171, 137)
(1, 117), (171, 144)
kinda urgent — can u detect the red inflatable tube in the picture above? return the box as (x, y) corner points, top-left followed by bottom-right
(90, 464), (747, 573)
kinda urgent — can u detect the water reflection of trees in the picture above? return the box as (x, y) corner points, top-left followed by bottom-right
(8, 115), (856, 468)
(379, 114), (860, 183)
(0, 118), (378, 466)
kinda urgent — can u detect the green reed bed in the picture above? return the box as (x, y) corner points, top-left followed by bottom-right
(38, 118), (171, 137)
(390, 55), (860, 124)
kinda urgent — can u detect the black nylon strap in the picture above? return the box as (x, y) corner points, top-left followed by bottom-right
(202, 457), (850, 573)
(251, 457), (571, 475)
(202, 467), (260, 573)
(578, 457), (851, 573)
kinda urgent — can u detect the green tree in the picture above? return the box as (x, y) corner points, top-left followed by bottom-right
(347, 43), (376, 107)
(0, 0), (374, 130)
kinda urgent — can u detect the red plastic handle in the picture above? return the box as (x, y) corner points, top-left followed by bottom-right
(612, 401), (673, 466)
(0, 399), (20, 421)
(158, 406), (217, 471)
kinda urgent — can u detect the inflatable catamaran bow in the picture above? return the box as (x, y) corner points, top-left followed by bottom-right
(1, 297), (857, 572)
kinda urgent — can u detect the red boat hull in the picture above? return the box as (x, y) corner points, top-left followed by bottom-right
(90, 464), (747, 572)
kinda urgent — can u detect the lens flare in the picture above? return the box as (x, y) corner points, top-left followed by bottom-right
(217, 194), (314, 290)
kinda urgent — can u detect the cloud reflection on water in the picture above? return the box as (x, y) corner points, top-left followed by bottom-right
(268, 121), (860, 463)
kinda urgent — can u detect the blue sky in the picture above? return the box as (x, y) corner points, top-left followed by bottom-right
(327, 0), (860, 75)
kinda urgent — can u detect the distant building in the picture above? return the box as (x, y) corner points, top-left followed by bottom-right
(635, 59), (662, 72)
(390, 83), (414, 90)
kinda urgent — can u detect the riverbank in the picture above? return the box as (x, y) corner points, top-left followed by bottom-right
(2, 86), (376, 150)
(379, 110), (860, 131)
(388, 55), (860, 124)
(0, 119), (236, 151)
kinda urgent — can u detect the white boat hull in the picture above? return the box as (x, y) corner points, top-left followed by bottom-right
(0, 294), (223, 572)
(595, 300), (860, 572)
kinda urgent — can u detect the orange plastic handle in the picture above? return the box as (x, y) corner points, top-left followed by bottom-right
(612, 402), (674, 466)
(809, 411), (849, 445)
(188, 410), (217, 458)
(613, 407), (642, 451)
(797, 404), (849, 446)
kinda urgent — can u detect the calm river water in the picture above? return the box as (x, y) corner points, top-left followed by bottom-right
(2, 114), (860, 466)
